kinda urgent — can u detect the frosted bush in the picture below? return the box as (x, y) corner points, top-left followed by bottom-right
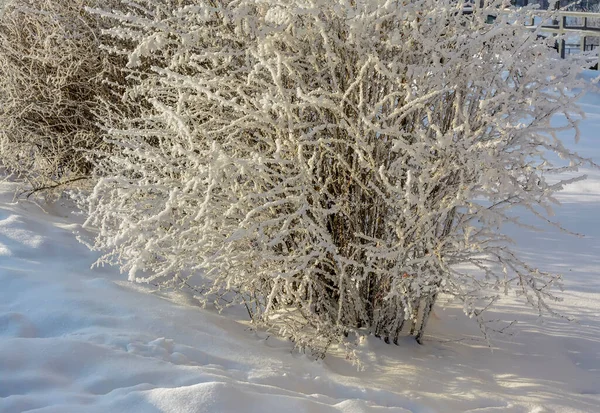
(84, 0), (597, 354)
(0, 0), (128, 195)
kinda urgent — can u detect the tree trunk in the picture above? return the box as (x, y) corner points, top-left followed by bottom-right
(415, 292), (438, 344)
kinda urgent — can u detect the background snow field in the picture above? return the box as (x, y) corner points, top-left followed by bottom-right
(1, 91), (600, 413)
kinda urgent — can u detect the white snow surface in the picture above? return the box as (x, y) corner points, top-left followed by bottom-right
(1, 91), (600, 413)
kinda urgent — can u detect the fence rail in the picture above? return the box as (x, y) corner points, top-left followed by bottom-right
(522, 10), (600, 66)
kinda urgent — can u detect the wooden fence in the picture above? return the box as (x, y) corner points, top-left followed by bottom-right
(525, 10), (600, 67)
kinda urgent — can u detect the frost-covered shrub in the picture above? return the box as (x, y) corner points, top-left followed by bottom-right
(84, 0), (595, 354)
(0, 0), (127, 194)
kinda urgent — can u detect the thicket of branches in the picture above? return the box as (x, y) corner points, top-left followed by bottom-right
(0, 0), (128, 194)
(74, 0), (596, 355)
(0, 0), (595, 357)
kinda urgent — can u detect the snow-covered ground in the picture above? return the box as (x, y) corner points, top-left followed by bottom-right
(1, 95), (600, 413)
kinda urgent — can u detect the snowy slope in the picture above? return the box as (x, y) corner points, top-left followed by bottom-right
(1, 97), (600, 413)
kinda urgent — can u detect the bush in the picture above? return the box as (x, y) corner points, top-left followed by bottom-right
(83, 0), (595, 355)
(0, 0), (127, 195)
